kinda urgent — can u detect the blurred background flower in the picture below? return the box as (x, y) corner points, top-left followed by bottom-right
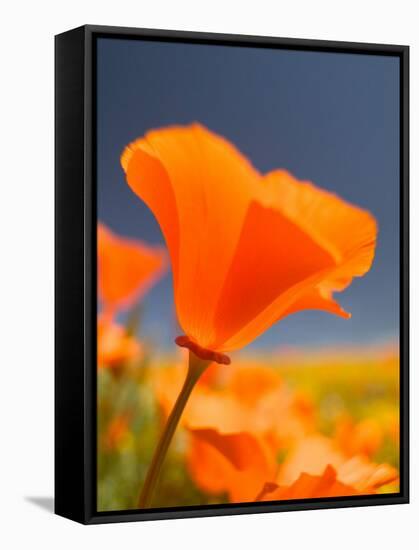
(98, 222), (167, 317)
(97, 314), (142, 369)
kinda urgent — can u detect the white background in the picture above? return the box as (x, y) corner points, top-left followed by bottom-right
(0, 0), (416, 547)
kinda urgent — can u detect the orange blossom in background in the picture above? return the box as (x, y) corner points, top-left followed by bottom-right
(97, 223), (167, 368)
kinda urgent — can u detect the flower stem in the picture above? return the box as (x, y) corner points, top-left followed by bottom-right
(137, 350), (210, 508)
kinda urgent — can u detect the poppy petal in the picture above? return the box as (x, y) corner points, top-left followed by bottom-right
(212, 200), (336, 350)
(276, 434), (397, 494)
(187, 428), (277, 502)
(259, 465), (359, 501)
(337, 456), (398, 492)
(97, 314), (142, 367)
(122, 124), (261, 348)
(121, 144), (180, 289)
(220, 172), (377, 351)
(187, 436), (234, 496)
(97, 223), (166, 313)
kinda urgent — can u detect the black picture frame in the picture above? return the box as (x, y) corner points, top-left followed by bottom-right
(55, 24), (409, 524)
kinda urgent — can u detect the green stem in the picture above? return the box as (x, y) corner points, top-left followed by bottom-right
(138, 351), (210, 508)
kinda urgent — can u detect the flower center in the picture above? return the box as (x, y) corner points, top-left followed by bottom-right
(175, 335), (231, 365)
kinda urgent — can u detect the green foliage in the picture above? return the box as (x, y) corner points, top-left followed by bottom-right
(97, 363), (208, 511)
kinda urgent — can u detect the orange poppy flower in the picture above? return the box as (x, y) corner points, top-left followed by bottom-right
(151, 362), (318, 501)
(121, 124), (377, 362)
(187, 429), (397, 503)
(276, 434), (398, 494)
(258, 465), (359, 501)
(97, 314), (142, 368)
(98, 222), (167, 315)
(334, 415), (384, 458)
(103, 413), (132, 452)
(187, 428), (277, 502)
(152, 362), (314, 449)
(187, 429), (360, 503)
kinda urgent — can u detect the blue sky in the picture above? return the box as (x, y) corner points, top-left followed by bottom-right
(97, 37), (400, 352)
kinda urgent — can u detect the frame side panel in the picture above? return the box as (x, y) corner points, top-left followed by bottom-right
(55, 26), (87, 524)
(400, 46), (410, 501)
